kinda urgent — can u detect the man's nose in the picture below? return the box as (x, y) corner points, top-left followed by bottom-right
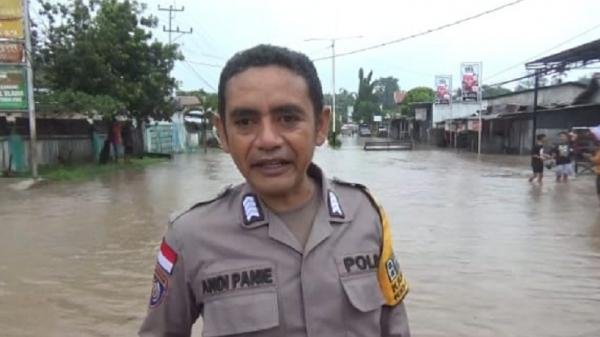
(256, 119), (283, 150)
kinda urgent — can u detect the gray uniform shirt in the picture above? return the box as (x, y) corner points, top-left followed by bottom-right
(139, 164), (410, 337)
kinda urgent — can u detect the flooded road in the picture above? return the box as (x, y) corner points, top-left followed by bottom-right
(1, 137), (600, 337)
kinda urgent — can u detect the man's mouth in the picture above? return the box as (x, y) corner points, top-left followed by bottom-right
(251, 159), (292, 175)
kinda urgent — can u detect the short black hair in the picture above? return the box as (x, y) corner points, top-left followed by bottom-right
(536, 134), (546, 141)
(218, 44), (323, 121)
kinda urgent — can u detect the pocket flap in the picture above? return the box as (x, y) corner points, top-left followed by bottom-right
(340, 272), (386, 313)
(203, 290), (279, 337)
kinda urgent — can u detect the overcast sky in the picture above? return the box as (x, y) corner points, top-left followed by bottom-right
(141, 0), (600, 93)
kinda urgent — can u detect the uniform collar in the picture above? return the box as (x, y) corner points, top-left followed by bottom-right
(237, 163), (351, 255)
(238, 163), (349, 228)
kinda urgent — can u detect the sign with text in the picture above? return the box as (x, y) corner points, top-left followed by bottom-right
(415, 108), (427, 121)
(0, 0), (21, 19)
(460, 62), (481, 102)
(0, 65), (27, 110)
(0, 18), (24, 39)
(0, 43), (23, 63)
(434, 75), (452, 104)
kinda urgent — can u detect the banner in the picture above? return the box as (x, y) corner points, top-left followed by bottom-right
(0, 65), (27, 110)
(434, 75), (452, 104)
(460, 62), (481, 102)
(0, 43), (23, 63)
(0, 18), (24, 39)
(0, 0), (22, 19)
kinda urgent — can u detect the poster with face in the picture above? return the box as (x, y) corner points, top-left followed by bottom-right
(434, 75), (452, 104)
(461, 62), (481, 101)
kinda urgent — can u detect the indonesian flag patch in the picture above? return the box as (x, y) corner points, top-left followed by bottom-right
(157, 239), (177, 275)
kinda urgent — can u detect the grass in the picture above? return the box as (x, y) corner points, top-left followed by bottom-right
(35, 157), (169, 181)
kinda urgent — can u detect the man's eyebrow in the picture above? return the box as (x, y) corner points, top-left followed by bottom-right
(271, 104), (305, 115)
(229, 108), (259, 119)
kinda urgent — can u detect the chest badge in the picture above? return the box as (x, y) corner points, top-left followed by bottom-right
(242, 194), (264, 226)
(328, 190), (345, 218)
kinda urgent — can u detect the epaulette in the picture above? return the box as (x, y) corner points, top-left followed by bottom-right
(332, 177), (378, 212)
(169, 185), (232, 224)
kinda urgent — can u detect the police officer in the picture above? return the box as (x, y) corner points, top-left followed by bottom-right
(139, 45), (410, 337)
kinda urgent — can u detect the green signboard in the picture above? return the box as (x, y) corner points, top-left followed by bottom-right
(0, 65), (27, 110)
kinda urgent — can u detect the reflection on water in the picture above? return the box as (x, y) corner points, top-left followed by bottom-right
(1, 137), (599, 337)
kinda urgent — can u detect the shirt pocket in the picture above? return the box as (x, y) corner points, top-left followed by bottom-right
(202, 288), (280, 337)
(340, 272), (386, 312)
(339, 272), (386, 337)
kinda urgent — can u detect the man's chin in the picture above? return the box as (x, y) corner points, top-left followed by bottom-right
(248, 174), (297, 197)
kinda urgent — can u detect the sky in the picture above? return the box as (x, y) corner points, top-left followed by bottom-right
(139, 0), (600, 94)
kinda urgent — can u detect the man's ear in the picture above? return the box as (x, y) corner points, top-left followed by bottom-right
(316, 106), (331, 146)
(213, 112), (230, 153)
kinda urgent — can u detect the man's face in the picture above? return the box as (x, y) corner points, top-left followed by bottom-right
(559, 133), (568, 143)
(215, 65), (329, 198)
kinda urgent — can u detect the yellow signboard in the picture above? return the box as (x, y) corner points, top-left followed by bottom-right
(0, 19), (23, 39)
(0, 0), (22, 20)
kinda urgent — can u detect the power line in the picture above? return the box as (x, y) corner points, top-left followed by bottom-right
(182, 61), (217, 91)
(486, 23), (600, 81)
(185, 59), (223, 68)
(486, 59), (600, 87)
(158, 5), (193, 44)
(312, 0), (526, 62)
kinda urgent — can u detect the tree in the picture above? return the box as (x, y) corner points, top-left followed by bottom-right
(481, 85), (511, 99)
(400, 87), (434, 116)
(35, 0), (182, 121)
(373, 76), (400, 110)
(324, 88), (356, 124)
(353, 68), (378, 123)
(354, 101), (380, 124)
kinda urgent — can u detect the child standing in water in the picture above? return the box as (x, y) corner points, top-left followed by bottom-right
(529, 134), (548, 184)
(551, 131), (574, 183)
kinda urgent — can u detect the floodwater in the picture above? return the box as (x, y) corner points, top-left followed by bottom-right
(1, 137), (599, 337)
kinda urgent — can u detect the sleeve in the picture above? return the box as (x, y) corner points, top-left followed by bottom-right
(376, 204), (411, 337)
(139, 229), (200, 337)
(381, 303), (411, 337)
(360, 188), (411, 337)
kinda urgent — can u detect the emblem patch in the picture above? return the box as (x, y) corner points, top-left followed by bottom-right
(149, 268), (168, 308)
(328, 190), (344, 218)
(242, 194), (264, 225)
(157, 239), (177, 275)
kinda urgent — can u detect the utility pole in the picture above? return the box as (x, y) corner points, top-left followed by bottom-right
(23, 0), (37, 178)
(305, 36), (362, 147)
(158, 5), (193, 45)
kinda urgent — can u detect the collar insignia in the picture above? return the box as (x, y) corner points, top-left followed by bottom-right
(328, 190), (345, 219)
(242, 194), (264, 226)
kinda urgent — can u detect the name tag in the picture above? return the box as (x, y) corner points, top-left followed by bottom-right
(202, 267), (274, 295)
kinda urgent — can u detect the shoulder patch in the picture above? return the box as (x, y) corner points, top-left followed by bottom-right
(169, 185), (232, 224)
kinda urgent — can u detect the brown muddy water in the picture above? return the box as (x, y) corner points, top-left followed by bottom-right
(1, 137), (599, 337)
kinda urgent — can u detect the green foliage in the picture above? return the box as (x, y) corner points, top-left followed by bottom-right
(373, 76), (400, 110)
(36, 89), (124, 116)
(38, 157), (168, 181)
(324, 88), (356, 124)
(35, 0), (182, 120)
(354, 101), (380, 124)
(400, 87), (434, 116)
(481, 85), (511, 98)
(353, 68), (379, 123)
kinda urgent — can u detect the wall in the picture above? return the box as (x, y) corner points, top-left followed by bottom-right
(432, 102), (480, 123)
